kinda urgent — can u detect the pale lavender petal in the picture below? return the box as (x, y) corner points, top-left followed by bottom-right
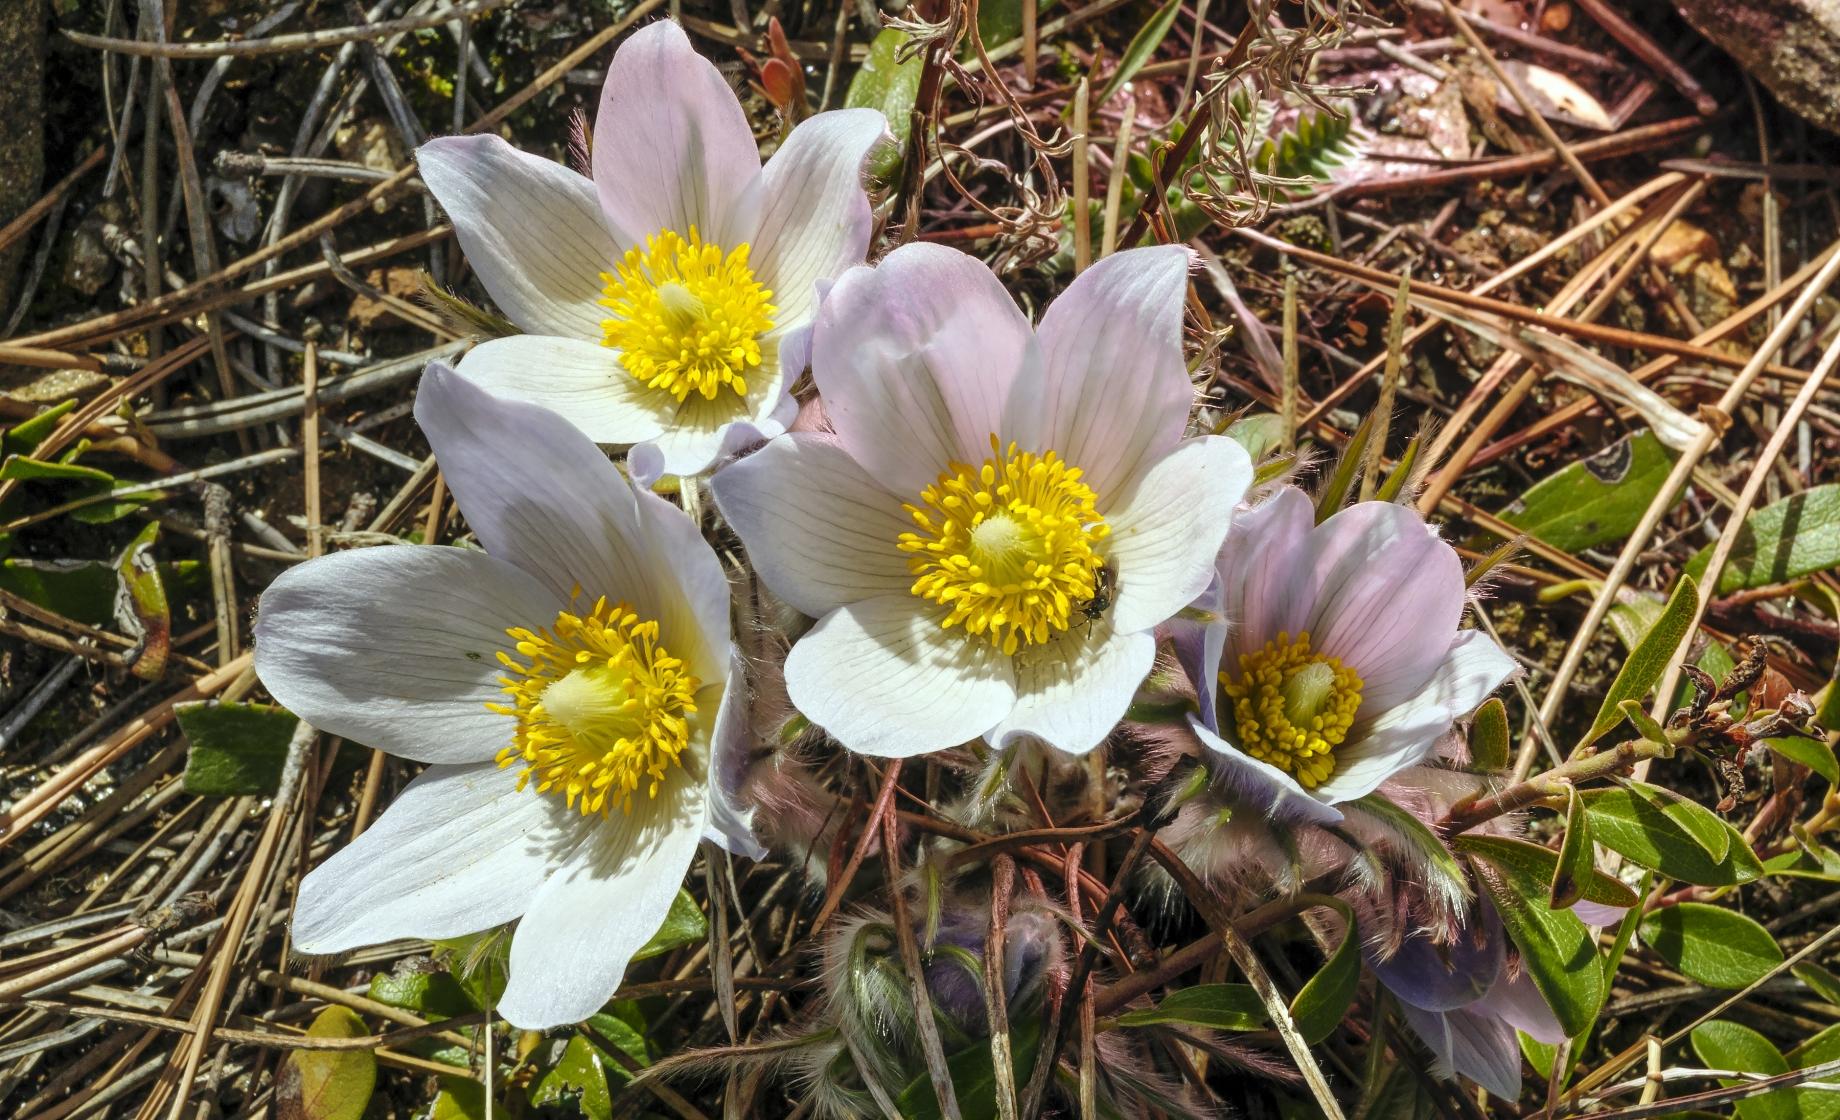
(626, 349), (789, 482)
(987, 621), (1155, 756)
(1368, 914), (1503, 1013)
(1397, 1000), (1523, 1101)
(592, 19), (762, 246)
(1103, 436), (1253, 634)
(1484, 967), (1566, 1045)
(784, 595), (1016, 757)
(254, 545), (559, 764)
(704, 657), (766, 859)
(811, 243), (1039, 495)
(1306, 501), (1467, 712)
(1189, 717), (1344, 825)
(1214, 486), (1316, 672)
(417, 134), (613, 338)
(709, 433), (912, 618)
(452, 335), (673, 445)
(747, 108), (887, 329)
(1571, 900), (1628, 928)
(1032, 245), (1195, 495)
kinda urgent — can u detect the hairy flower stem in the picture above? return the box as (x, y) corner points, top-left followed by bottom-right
(1440, 736), (1672, 836)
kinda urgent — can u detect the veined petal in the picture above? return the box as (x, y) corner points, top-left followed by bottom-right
(1397, 1000), (1523, 1101)
(625, 348), (788, 482)
(1033, 246), (1196, 495)
(417, 134), (614, 338)
(785, 595), (1017, 757)
(592, 19), (761, 247)
(704, 658), (766, 859)
(293, 763), (587, 953)
(1189, 717), (1344, 825)
(987, 621), (1154, 755)
(498, 770), (705, 1028)
(1104, 436), (1253, 635)
(453, 335), (673, 446)
(709, 433), (911, 618)
(254, 546), (559, 764)
(748, 108), (887, 329)
(1214, 486), (1315, 672)
(812, 243), (1039, 495)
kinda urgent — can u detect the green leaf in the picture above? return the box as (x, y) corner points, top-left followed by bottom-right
(633, 889), (706, 962)
(1640, 903), (1783, 989)
(0, 558), (117, 625)
(1315, 410), (1376, 524)
(1097, 0), (1182, 105)
(973, 0), (1054, 59)
(366, 969), (476, 1020)
(1619, 699), (1671, 745)
(530, 1035), (613, 1120)
(276, 1006), (376, 1120)
(1469, 697), (1510, 772)
(1769, 736), (1840, 784)
(1290, 903), (1360, 1044)
(585, 1004), (650, 1082)
(1793, 961), (1840, 1006)
(1581, 574), (1697, 747)
(1225, 413), (1286, 462)
(0, 399), (78, 459)
(430, 1078), (491, 1120)
(116, 520), (170, 680)
(0, 454), (113, 484)
(1496, 432), (1678, 552)
(1551, 787), (1593, 909)
(1470, 849), (1605, 1037)
(1581, 787), (1762, 886)
(1625, 779), (1731, 861)
(1112, 983), (1267, 1031)
(1686, 484), (1840, 594)
(1690, 1020), (1797, 1120)
(1453, 835), (1637, 908)
(897, 1010), (1041, 1120)
(178, 701), (299, 796)
(844, 30), (922, 182)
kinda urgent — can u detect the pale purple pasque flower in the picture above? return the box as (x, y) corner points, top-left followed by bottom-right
(1187, 486), (1517, 822)
(254, 364), (758, 1030)
(417, 19), (888, 480)
(710, 243), (1254, 758)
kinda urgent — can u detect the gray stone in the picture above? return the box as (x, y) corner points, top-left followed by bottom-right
(1674, 0), (1840, 132)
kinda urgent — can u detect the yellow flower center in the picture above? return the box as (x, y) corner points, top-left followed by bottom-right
(598, 227), (777, 403)
(489, 595), (700, 817)
(898, 435), (1110, 656)
(1219, 631), (1364, 789)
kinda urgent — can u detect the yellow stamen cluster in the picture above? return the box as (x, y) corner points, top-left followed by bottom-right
(489, 595), (699, 817)
(598, 227), (776, 403)
(898, 435), (1110, 656)
(1219, 631), (1364, 789)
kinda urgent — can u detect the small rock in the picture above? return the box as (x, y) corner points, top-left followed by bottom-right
(1674, 0), (1840, 132)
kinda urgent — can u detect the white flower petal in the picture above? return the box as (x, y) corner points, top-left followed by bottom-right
(452, 335), (674, 446)
(811, 243), (1039, 495)
(1190, 717), (1344, 825)
(292, 763), (586, 953)
(1104, 436), (1253, 635)
(709, 433), (911, 618)
(1034, 246), (1195, 495)
(497, 774), (705, 1028)
(417, 135), (614, 338)
(704, 659), (765, 859)
(748, 108), (887, 329)
(254, 546), (558, 764)
(592, 20), (762, 247)
(625, 348), (788, 481)
(785, 595), (1016, 757)
(1306, 501), (1467, 711)
(987, 622), (1154, 755)
(1214, 486), (1316, 672)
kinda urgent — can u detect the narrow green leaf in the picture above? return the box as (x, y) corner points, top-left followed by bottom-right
(1290, 902), (1360, 1044)
(1495, 432), (1678, 552)
(1113, 983), (1267, 1031)
(1581, 787), (1762, 886)
(1581, 574), (1697, 747)
(1471, 853), (1604, 1038)
(0, 454), (113, 484)
(1794, 961), (1840, 1007)
(116, 520), (170, 680)
(1097, 0), (1183, 105)
(844, 30), (922, 182)
(178, 701), (300, 796)
(0, 399), (78, 459)
(1373, 431), (1421, 504)
(1617, 699), (1670, 746)
(1550, 786), (1592, 909)
(1469, 697), (1510, 772)
(1315, 410), (1375, 524)
(1453, 834), (1637, 908)
(1641, 903), (1783, 989)
(276, 1006), (376, 1120)
(1685, 484), (1840, 594)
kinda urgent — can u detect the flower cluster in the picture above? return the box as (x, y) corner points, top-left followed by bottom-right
(254, 17), (1541, 1103)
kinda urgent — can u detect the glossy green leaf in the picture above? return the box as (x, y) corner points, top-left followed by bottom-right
(0, 399), (78, 459)
(530, 1034), (612, 1120)
(0, 454), (113, 484)
(1686, 484), (1840, 594)
(1690, 1020), (1797, 1120)
(585, 1004), (650, 1082)
(430, 1078), (491, 1120)
(1641, 903), (1783, 989)
(178, 701), (299, 796)
(1470, 850), (1604, 1037)
(1626, 780), (1730, 861)
(1496, 432), (1677, 552)
(1112, 984), (1267, 1031)
(1469, 697), (1510, 772)
(1290, 902), (1360, 1044)
(1453, 834), (1637, 908)
(1581, 787), (1762, 886)
(0, 558), (117, 625)
(633, 889), (706, 962)
(1769, 736), (1839, 784)
(1097, 0), (1182, 105)
(1550, 786), (1592, 908)
(366, 968), (476, 1020)
(1793, 961), (1840, 1007)
(1582, 575), (1697, 747)
(844, 30), (922, 181)
(276, 1006), (376, 1120)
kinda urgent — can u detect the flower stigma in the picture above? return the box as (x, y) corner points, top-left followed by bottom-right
(599, 227), (776, 403)
(1219, 631), (1363, 788)
(490, 594), (700, 816)
(899, 435), (1110, 656)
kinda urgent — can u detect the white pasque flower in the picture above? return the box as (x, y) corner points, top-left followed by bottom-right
(417, 19), (889, 480)
(255, 364), (757, 1030)
(1188, 486), (1517, 823)
(711, 243), (1253, 758)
